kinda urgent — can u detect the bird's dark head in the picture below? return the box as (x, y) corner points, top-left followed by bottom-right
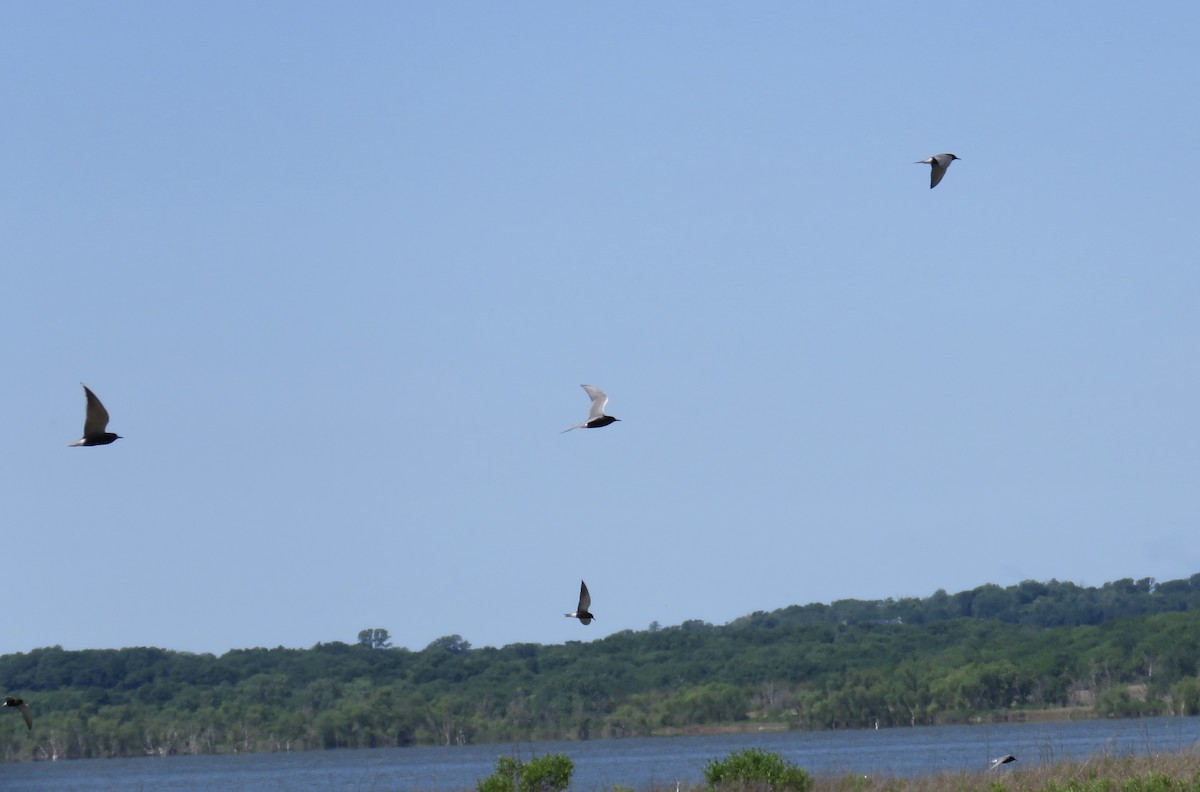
(949, 154), (960, 160)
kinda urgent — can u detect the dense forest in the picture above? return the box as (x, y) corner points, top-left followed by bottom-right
(4, 575), (1200, 762)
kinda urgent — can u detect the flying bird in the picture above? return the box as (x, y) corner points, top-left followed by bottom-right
(561, 384), (620, 433)
(2, 698), (31, 730)
(565, 580), (595, 625)
(68, 384), (122, 446)
(916, 153), (960, 188)
(989, 755), (1016, 770)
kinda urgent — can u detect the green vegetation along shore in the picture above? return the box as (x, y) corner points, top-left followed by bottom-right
(3, 574), (1200, 762)
(666, 751), (1200, 792)
(795, 752), (1200, 792)
(694, 751), (1200, 792)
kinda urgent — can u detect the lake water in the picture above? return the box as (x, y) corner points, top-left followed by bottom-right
(5, 717), (1200, 791)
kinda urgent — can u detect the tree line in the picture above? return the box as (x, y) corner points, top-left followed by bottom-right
(3, 574), (1200, 762)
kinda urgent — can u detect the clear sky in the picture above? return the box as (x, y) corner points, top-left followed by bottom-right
(2, 2), (1198, 657)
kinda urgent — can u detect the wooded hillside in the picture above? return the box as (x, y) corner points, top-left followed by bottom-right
(4, 575), (1200, 762)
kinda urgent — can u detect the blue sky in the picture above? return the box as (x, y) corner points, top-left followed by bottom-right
(3, 2), (1198, 656)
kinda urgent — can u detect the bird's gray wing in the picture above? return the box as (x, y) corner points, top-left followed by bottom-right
(929, 161), (947, 188)
(81, 384), (111, 435)
(578, 580), (591, 612)
(17, 701), (31, 730)
(580, 385), (608, 421)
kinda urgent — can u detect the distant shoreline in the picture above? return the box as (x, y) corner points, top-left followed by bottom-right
(651, 707), (1108, 737)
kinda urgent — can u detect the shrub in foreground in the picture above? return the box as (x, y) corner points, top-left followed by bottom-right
(704, 748), (812, 791)
(477, 753), (574, 792)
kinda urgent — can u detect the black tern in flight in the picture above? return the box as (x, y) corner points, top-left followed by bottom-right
(68, 384), (122, 447)
(916, 153), (960, 188)
(989, 755), (1016, 770)
(565, 580), (595, 625)
(562, 385), (620, 433)
(2, 697), (31, 730)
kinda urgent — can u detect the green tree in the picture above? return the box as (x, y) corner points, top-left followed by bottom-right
(426, 635), (472, 654)
(356, 629), (392, 649)
(477, 753), (573, 792)
(1171, 676), (1200, 715)
(704, 748), (812, 791)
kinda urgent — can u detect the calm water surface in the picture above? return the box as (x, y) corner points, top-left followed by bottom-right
(6, 717), (1200, 792)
